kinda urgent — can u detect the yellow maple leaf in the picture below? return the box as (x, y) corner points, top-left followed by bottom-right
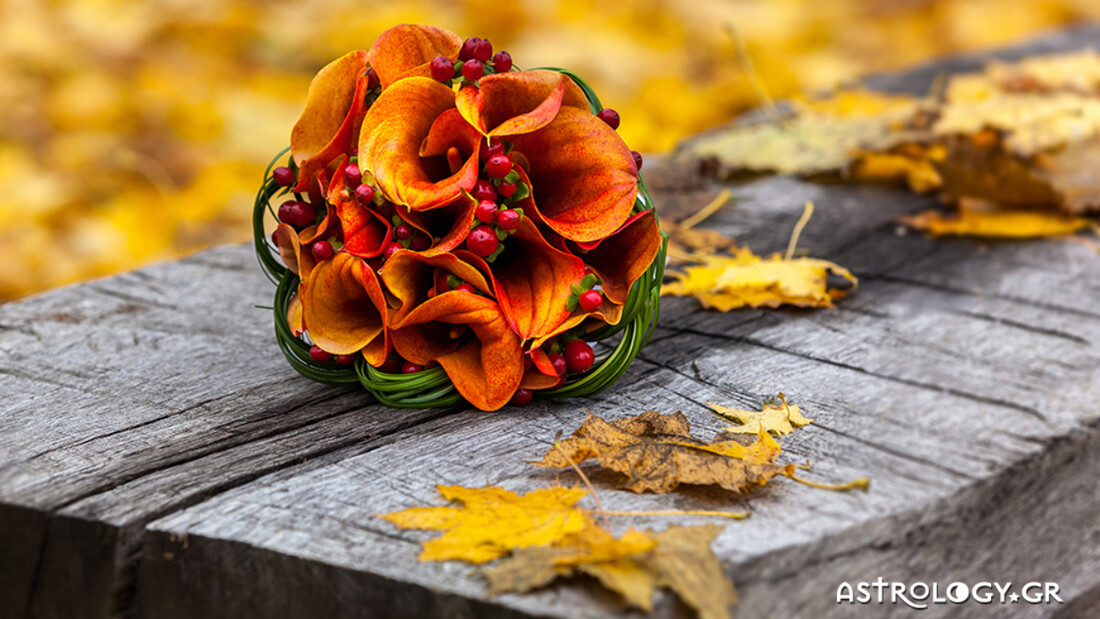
(709, 394), (813, 436)
(662, 249), (858, 310)
(900, 207), (1095, 238)
(379, 485), (588, 564)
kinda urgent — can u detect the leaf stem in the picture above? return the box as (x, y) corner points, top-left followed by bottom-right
(785, 201), (815, 261)
(679, 189), (733, 231)
(786, 473), (870, 492)
(553, 436), (612, 532)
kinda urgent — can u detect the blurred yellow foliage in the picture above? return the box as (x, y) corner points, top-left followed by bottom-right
(1, 0), (1097, 301)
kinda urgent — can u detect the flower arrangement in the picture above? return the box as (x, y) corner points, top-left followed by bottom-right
(253, 24), (666, 411)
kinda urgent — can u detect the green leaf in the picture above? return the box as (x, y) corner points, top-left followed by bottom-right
(512, 183), (530, 201)
(571, 284), (584, 295)
(581, 274), (597, 289)
(565, 296), (579, 311)
(503, 169), (520, 184)
(495, 228), (508, 241)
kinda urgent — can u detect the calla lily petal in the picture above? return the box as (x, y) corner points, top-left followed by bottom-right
(287, 290), (306, 337)
(381, 249), (492, 325)
(291, 51), (370, 192)
(396, 193), (476, 255)
(575, 210), (661, 304)
(303, 252), (389, 364)
(455, 70), (589, 137)
(359, 77), (479, 211)
(510, 106), (638, 242)
(478, 218), (586, 342)
(391, 292), (523, 411)
(367, 24), (462, 90)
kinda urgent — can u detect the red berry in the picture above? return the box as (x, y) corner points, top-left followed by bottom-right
(460, 37), (482, 61)
(492, 51), (513, 73)
(472, 179), (497, 201)
(497, 209), (520, 231)
(497, 182), (516, 198)
(548, 353), (567, 376)
(485, 154), (512, 178)
(379, 356), (402, 373)
(510, 388), (533, 406)
(478, 137), (504, 162)
(462, 60), (484, 81)
(278, 200), (315, 228)
(409, 234), (431, 251)
(272, 166), (295, 186)
(632, 150), (643, 171)
(311, 240), (335, 261)
(343, 163), (362, 187)
(564, 340), (594, 373)
(355, 184), (375, 204)
(472, 38), (493, 62)
(366, 68), (380, 90)
(309, 345), (333, 363)
(384, 241), (403, 259)
(596, 108), (620, 129)
(466, 225), (499, 257)
(455, 283), (477, 294)
(475, 200), (498, 223)
(578, 289), (602, 312)
(335, 354), (356, 365)
(401, 362), (424, 374)
(430, 55), (454, 82)
(394, 223), (412, 240)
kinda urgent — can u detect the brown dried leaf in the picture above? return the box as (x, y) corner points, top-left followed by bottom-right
(486, 517), (738, 619)
(533, 411), (793, 494)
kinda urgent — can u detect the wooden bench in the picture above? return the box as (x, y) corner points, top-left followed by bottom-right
(2, 27), (1098, 619)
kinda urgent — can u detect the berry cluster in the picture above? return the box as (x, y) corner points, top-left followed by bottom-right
(431, 36), (513, 85)
(465, 138), (528, 259)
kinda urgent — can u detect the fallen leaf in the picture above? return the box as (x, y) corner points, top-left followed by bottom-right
(663, 201), (859, 310)
(534, 411), (793, 494)
(485, 517), (658, 609)
(639, 525), (739, 619)
(662, 248), (858, 310)
(486, 517), (737, 619)
(379, 484), (588, 563)
(680, 91), (921, 177)
(900, 207), (1094, 238)
(710, 394), (813, 436)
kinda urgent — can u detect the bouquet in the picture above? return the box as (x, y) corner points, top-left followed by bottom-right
(253, 24), (666, 411)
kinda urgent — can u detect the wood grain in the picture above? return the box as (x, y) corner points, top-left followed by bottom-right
(2, 26), (1099, 619)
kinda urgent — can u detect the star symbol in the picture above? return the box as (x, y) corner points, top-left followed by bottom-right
(1009, 593), (1020, 604)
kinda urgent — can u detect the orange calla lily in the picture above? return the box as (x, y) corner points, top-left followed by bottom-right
(380, 250), (492, 325)
(455, 70), (589, 137)
(396, 194), (477, 255)
(366, 24), (462, 90)
(509, 106), (638, 242)
(472, 218), (586, 342)
(573, 210), (661, 305)
(290, 50), (371, 192)
(390, 291), (523, 411)
(359, 77), (480, 211)
(303, 252), (389, 365)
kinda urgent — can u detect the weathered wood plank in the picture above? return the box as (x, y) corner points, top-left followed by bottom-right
(0, 247), (450, 618)
(2, 25), (1099, 619)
